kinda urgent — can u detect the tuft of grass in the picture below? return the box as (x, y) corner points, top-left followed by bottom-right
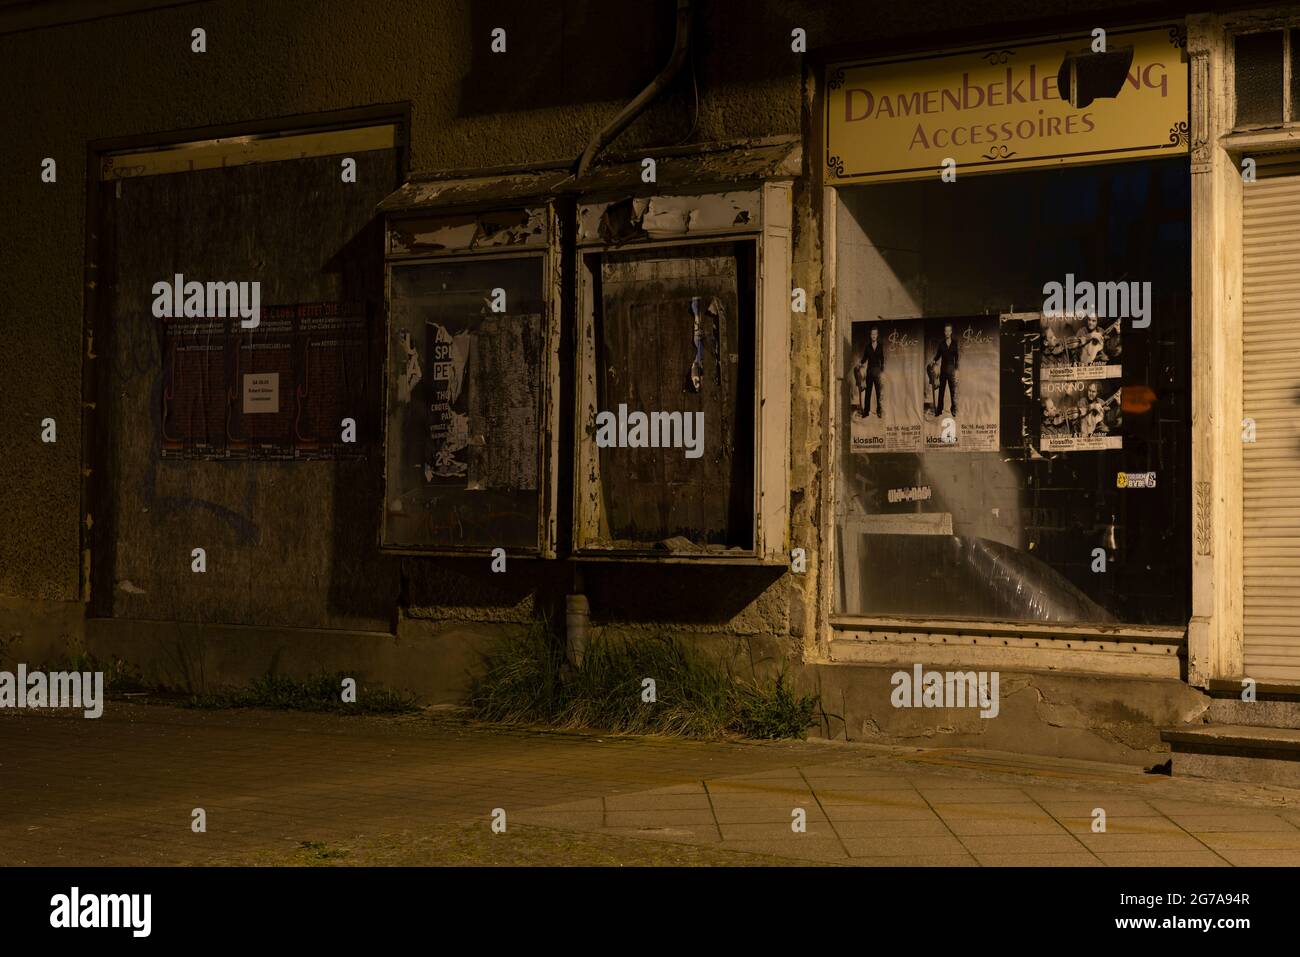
(185, 671), (417, 715)
(40, 650), (154, 695)
(468, 620), (569, 725)
(469, 623), (818, 740)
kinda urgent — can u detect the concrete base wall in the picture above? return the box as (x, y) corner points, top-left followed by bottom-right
(0, 595), (87, 669)
(1, 596), (504, 706)
(3, 595), (1217, 766)
(77, 615), (507, 705)
(802, 662), (1211, 767)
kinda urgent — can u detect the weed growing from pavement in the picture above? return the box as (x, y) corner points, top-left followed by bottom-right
(185, 672), (417, 715)
(469, 622), (819, 740)
(45, 650), (151, 695)
(297, 840), (349, 864)
(1, 639), (147, 695)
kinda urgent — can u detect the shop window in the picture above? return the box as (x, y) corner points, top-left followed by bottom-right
(1292, 29), (1300, 119)
(1234, 30), (1285, 127)
(574, 184), (791, 561)
(380, 203), (559, 555)
(833, 159), (1191, 627)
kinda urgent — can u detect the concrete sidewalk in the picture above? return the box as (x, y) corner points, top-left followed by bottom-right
(3, 703), (1300, 866)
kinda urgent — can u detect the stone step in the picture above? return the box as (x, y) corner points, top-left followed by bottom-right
(1161, 724), (1300, 788)
(1205, 697), (1300, 730)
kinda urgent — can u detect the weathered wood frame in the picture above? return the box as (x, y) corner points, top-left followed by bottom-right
(1187, 7), (1300, 686)
(572, 182), (793, 563)
(81, 104), (410, 607)
(379, 204), (563, 559)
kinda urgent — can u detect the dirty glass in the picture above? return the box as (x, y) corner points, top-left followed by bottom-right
(384, 256), (545, 550)
(835, 159), (1191, 626)
(1235, 30), (1284, 127)
(1291, 30), (1300, 121)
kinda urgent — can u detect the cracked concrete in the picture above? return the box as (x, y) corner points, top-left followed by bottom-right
(805, 663), (1211, 765)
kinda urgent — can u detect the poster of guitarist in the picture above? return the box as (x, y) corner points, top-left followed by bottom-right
(1040, 312), (1121, 381)
(1038, 379), (1123, 451)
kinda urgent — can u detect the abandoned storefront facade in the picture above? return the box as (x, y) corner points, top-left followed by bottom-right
(814, 7), (1300, 780)
(3, 1), (1300, 775)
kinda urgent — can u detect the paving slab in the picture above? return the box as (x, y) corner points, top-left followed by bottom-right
(5, 704), (1300, 867)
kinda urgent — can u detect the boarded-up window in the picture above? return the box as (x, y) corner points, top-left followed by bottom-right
(92, 131), (399, 630)
(591, 243), (755, 549)
(384, 257), (545, 550)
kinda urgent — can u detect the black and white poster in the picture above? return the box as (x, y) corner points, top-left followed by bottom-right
(425, 321), (472, 484)
(850, 315), (1000, 453)
(849, 318), (923, 453)
(1039, 312), (1122, 381)
(921, 316), (999, 452)
(1038, 378), (1123, 452)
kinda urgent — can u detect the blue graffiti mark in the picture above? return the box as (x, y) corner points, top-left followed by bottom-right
(142, 367), (261, 546)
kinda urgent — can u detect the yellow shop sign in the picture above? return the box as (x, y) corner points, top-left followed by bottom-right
(825, 25), (1189, 184)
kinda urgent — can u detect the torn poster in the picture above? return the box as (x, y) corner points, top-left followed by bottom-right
(397, 328), (422, 403)
(466, 313), (543, 491)
(426, 322), (471, 482)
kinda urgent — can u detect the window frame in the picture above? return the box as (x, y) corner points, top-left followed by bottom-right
(378, 204), (562, 558)
(1229, 23), (1300, 131)
(818, 173), (1189, 654)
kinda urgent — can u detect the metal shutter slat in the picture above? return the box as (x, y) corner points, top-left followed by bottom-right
(1243, 167), (1300, 683)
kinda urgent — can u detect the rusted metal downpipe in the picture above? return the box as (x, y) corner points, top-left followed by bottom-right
(575, 0), (693, 178)
(566, 565), (589, 668)
(567, 1), (691, 668)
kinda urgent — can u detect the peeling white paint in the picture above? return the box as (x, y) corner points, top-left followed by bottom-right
(391, 207), (546, 255)
(578, 190), (760, 243)
(398, 329), (422, 403)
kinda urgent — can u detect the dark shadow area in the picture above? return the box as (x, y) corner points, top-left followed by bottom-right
(459, 0), (675, 115)
(402, 557), (573, 624)
(583, 562), (784, 624)
(326, 213), (401, 628)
